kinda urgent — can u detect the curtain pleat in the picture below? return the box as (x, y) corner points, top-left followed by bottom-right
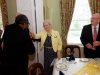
(60, 0), (75, 46)
(60, 0), (75, 57)
(0, 0), (8, 28)
(88, 0), (100, 14)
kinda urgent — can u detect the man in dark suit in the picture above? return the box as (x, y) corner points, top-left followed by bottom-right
(80, 13), (100, 58)
(2, 14), (35, 75)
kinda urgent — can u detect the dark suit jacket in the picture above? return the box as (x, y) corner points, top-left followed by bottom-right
(80, 24), (100, 58)
(2, 23), (35, 75)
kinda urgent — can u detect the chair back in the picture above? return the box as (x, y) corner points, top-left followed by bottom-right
(64, 45), (81, 58)
(28, 63), (45, 75)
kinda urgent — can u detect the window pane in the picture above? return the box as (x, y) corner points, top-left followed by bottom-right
(67, 0), (91, 44)
(0, 6), (3, 30)
(70, 20), (90, 30)
(67, 31), (81, 44)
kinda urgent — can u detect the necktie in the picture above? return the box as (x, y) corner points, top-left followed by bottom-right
(93, 27), (97, 50)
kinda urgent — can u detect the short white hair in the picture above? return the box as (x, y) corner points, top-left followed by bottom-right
(43, 19), (52, 25)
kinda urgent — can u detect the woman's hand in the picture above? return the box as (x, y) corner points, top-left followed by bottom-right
(57, 51), (61, 60)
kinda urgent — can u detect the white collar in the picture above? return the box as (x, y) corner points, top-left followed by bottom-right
(92, 24), (99, 29)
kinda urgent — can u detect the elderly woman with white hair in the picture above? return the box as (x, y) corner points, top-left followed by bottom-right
(32, 19), (62, 75)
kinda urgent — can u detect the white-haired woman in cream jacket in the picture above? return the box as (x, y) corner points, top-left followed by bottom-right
(31, 20), (62, 75)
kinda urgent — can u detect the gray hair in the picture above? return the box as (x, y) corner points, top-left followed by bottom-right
(15, 12), (21, 17)
(43, 20), (52, 25)
(93, 13), (100, 18)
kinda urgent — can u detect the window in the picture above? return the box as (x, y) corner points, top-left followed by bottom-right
(0, 6), (3, 30)
(67, 0), (91, 44)
(0, 6), (4, 38)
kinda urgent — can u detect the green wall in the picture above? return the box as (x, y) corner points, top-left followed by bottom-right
(6, 0), (17, 24)
(6, 0), (61, 34)
(44, 0), (61, 34)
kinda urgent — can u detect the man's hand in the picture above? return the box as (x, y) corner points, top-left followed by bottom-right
(85, 43), (93, 49)
(29, 32), (35, 38)
(1, 42), (4, 49)
(93, 41), (100, 46)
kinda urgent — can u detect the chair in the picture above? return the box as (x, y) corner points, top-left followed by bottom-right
(64, 45), (81, 58)
(28, 63), (45, 75)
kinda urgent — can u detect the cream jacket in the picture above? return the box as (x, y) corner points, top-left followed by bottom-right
(34, 29), (62, 52)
